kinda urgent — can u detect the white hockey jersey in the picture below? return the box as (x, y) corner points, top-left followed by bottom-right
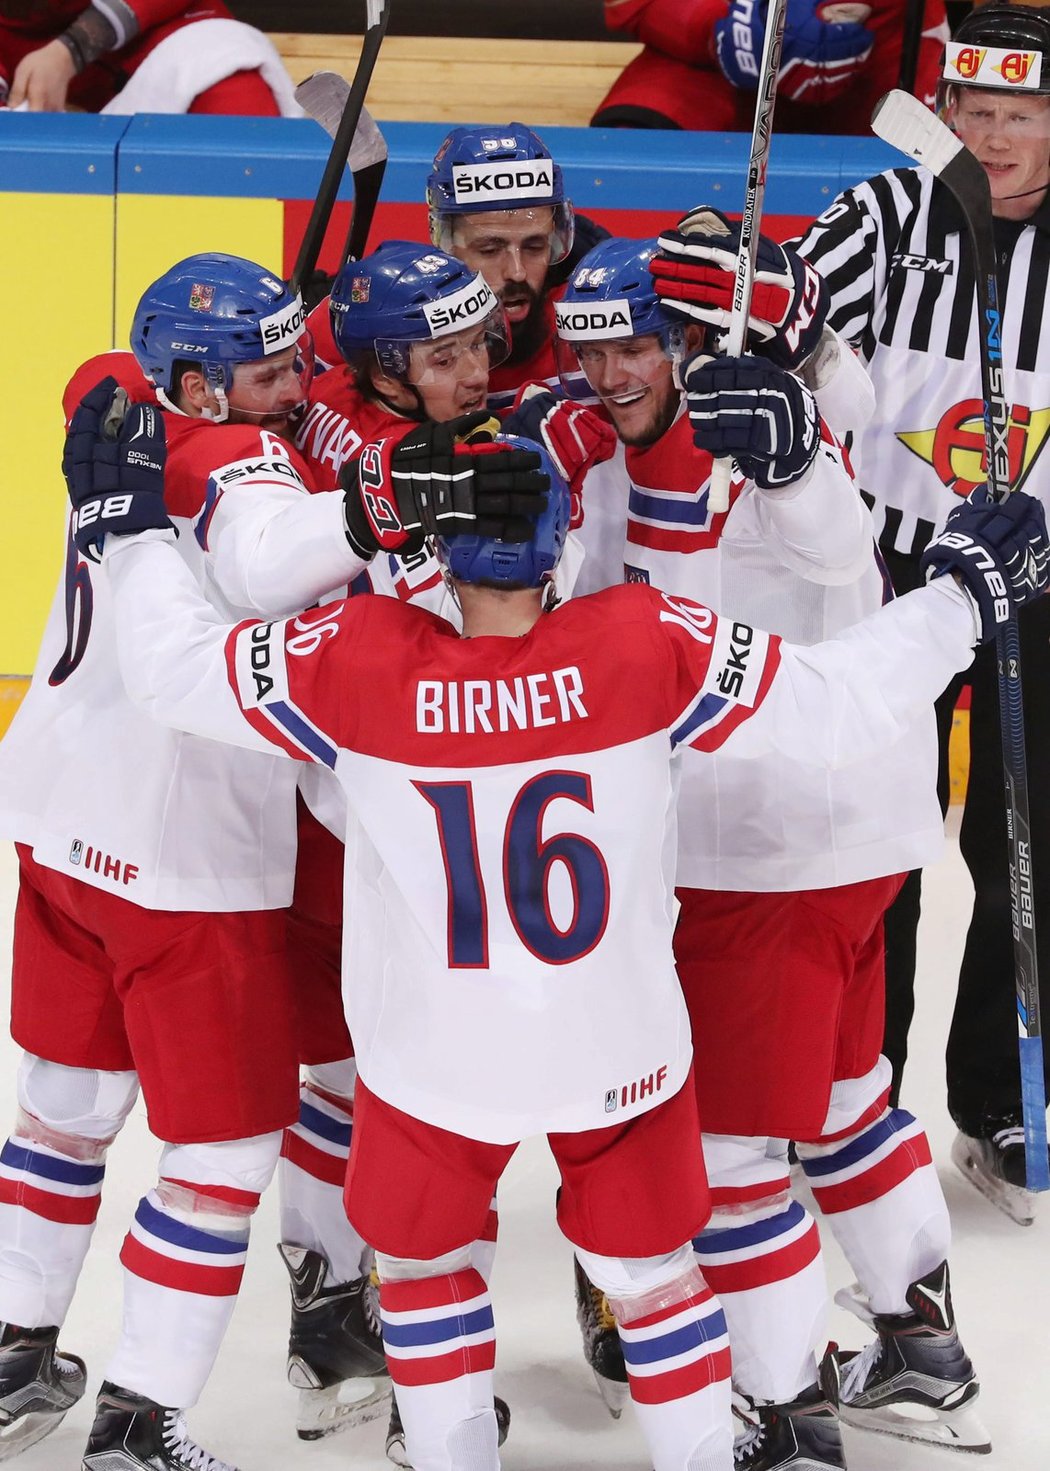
(577, 406), (945, 890)
(105, 530), (977, 1140)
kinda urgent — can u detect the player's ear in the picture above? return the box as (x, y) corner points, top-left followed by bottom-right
(177, 367), (210, 415)
(684, 323), (706, 354)
(371, 364), (417, 413)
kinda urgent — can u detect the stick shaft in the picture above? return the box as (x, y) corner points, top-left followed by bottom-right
(290, 1), (391, 295)
(709, 0), (788, 512)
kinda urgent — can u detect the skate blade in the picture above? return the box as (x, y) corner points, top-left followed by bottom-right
(591, 1368), (630, 1420)
(296, 1378), (392, 1441)
(0, 1406), (73, 1461)
(841, 1398), (992, 1455)
(386, 1428), (412, 1468)
(951, 1136), (1036, 1226)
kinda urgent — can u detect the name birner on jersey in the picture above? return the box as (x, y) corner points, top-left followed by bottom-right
(416, 666), (589, 734)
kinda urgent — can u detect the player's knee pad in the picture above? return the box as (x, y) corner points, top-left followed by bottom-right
(304, 1057), (357, 1103)
(701, 1133), (792, 1219)
(799, 1056), (893, 1145)
(156, 1131), (283, 1221)
(15, 1053), (139, 1161)
(376, 1244), (474, 1282)
(576, 1242), (703, 1317)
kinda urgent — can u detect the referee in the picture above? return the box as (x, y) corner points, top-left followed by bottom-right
(796, 2), (1050, 1223)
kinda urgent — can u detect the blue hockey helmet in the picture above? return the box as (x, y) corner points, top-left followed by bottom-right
(554, 236), (692, 400)
(330, 240), (510, 383)
(437, 434), (570, 590)
(131, 254), (310, 417)
(427, 122), (575, 264)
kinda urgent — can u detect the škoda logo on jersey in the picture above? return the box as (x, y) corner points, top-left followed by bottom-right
(897, 399), (1050, 496)
(451, 160), (555, 203)
(945, 42), (1042, 89)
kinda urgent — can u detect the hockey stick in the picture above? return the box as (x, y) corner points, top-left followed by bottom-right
(708, 0), (789, 513)
(289, 0), (392, 296)
(871, 88), (1050, 1193)
(295, 74), (388, 268)
(897, 0), (925, 95)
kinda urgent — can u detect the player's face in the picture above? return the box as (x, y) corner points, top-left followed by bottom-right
(950, 90), (1050, 219)
(576, 334), (680, 447)
(408, 323), (491, 422)
(451, 208), (555, 326)
(226, 342), (313, 436)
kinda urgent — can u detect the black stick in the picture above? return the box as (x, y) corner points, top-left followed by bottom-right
(290, 0), (392, 295)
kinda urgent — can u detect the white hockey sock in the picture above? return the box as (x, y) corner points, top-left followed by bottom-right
(107, 1133), (281, 1407)
(797, 1068), (951, 1315)
(279, 1077), (369, 1284)
(580, 1248), (733, 1471)
(379, 1264), (497, 1471)
(0, 1132), (106, 1327)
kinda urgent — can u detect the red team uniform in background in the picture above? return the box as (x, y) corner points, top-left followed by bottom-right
(595, 0), (948, 132)
(0, 0), (282, 113)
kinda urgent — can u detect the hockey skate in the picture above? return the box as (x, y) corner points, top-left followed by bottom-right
(0, 1321), (86, 1461)
(573, 1257), (629, 1418)
(279, 1243), (391, 1439)
(81, 1380), (239, 1471)
(951, 1125), (1038, 1227)
(385, 1389), (510, 1468)
(836, 1262), (991, 1455)
(731, 1352), (845, 1470)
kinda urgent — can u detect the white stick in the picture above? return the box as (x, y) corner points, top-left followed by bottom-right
(709, 0), (788, 513)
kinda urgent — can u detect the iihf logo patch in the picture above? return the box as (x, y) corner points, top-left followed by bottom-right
(604, 1088), (618, 1114)
(351, 276), (371, 303)
(189, 283), (215, 313)
(69, 839), (83, 866)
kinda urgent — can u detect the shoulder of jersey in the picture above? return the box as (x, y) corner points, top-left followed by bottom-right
(63, 351), (152, 427)
(306, 296), (340, 371)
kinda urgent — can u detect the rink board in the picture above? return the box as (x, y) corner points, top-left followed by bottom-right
(1, 114), (900, 679)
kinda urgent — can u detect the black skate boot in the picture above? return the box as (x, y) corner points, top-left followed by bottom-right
(573, 1257), (629, 1419)
(732, 1352), (845, 1469)
(279, 1243), (390, 1439)
(81, 1380), (239, 1470)
(385, 1389), (510, 1468)
(0, 1321), (86, 1461)
(951, 1115), (1040, 1226)
(836, 1262), (990, 1455)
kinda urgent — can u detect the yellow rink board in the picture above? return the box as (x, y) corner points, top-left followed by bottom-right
(2, 193), (115, 674)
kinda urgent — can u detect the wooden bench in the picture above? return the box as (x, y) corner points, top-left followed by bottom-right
(269, 33), (642, 127)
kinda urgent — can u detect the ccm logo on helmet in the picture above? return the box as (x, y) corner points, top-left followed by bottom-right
(423, 276), (497, 336)
(451, 161), (555, 203)
(555, 298), (634, 342)
(259, 295), (307, 354)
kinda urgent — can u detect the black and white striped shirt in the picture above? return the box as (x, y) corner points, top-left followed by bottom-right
(797, 167), (1050, 558)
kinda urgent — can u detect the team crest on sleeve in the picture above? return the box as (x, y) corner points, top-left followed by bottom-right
(233, 621), (290, 708)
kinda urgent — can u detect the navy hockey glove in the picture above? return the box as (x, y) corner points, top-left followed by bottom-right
(715, 0), (873, 105)
(503, 385), (616, 524)
(341, 412), (550, 557)
(920, 488), (1050, 643)
(651, 205), (828, 371)
(63, 377), (170, 560)
(684, 353), (820, 491)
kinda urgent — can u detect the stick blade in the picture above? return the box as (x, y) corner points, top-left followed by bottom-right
(296, 75), (388, 172)
(871, 88), (964, 175)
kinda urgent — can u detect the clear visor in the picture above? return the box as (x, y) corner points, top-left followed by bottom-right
(936, 80), (1050, 141)
(432, 203), (575, 267)
(554, 325), (688, 405)
(204, 329), (315, 425)
(375, 305), (511, 386)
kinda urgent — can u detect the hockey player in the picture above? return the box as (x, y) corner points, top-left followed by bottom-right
(0, 251), (545, 1470)
(565, 232), (987, 1464)
(0, 0), (297, 114)
(793, 1), (1050, 1226)
(593, 0), (948, 133)
(286, 240), (611, 1461)
(62, 375), (1049, 1471)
